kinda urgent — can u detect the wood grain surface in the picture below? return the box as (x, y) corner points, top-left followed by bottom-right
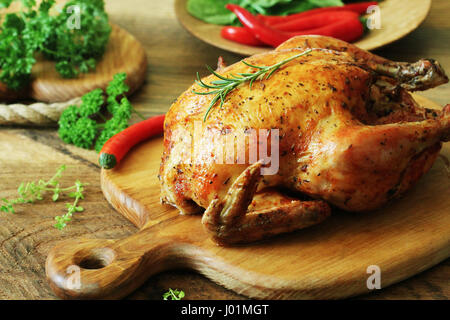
(0, 0), (449, 300)
(45, 95), (450, 299)
(175, 0), (432, 56)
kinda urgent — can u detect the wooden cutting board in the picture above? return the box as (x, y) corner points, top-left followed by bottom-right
(0, 24), (147, 103)
(45, 95), (450, 300)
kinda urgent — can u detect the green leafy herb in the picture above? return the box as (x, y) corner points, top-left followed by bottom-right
(54, 179), (85, 230)
(58, 72), (144, 152)
(186, 0), (344, 26)
(163, 288), (185, 300)
(193, 49), (312, 121)
(0, 0), (111, 90)
(268, 0), (344, 16)
(0, 165), (88, 230)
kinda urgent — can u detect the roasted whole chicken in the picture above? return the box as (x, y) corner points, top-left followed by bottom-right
(159, 36), (450, 245)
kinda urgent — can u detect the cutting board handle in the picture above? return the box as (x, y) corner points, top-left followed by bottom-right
(45, 230), (177, 299)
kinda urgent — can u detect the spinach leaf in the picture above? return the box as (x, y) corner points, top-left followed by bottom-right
(242, 0), (293, 15)
(187, 0), (241, 25)
(187, 0), (345, 25)
(268, 0), (343, 16)
(187, 0), (295, 25)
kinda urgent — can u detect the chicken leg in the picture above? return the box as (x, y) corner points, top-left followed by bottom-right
(276, 35), (449, 91)
(301, 107), (450, 212)
(202, 161), (331, 245)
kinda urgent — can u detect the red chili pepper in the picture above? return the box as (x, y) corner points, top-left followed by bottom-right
(306, 17), (365, 43)
(272, 11), (359, 32)
(226, 4), (364, 47)
(99, 114), (165, 169)
(258, 2), (378, 25)
(221, 26), (265, 46)
(226, 4), (289, 47)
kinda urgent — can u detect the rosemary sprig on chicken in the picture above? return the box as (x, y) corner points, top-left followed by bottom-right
(193, 49), (312, 121)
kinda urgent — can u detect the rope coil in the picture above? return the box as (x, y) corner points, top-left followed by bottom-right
(0, 98), (81, 126)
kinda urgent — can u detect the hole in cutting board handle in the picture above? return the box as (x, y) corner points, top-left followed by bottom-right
(75, 247), (116, 270)
(46, 234), (179, 299)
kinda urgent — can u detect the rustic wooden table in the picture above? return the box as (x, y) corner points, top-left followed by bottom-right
(0, 0), (449, 300)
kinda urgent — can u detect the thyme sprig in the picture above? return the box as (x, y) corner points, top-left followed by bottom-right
(193, 49), (312, 121)
(163, 288), (185, 300)
(0, 165), (88, 230)
(54, 180), (86, 230)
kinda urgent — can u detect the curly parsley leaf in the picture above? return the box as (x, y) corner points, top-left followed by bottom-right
(58, 72), (144, 153)
(79, 88), (104, 117)
(0, 13), (35, 89)
(106, 72), (130, 113)
(0, 0), (14, 9)
(45, 0), (111, 79)
(0, 0), (111, 90)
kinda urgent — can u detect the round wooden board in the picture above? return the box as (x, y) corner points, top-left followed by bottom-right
(46, 95), (450, 300)
(30, 24), (148, 103)
(175, 0), (432, 56)
(1, 24), (147, 103)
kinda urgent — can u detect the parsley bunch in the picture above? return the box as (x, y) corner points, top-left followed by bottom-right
(58, 72), (144, 152)
(0, 164), (88, 230)
(0, 0), (111, 90)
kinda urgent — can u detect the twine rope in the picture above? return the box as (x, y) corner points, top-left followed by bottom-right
(0, 97), (81, 126)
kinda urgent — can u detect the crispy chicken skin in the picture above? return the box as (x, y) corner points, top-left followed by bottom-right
(159, 36), (449, 245)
